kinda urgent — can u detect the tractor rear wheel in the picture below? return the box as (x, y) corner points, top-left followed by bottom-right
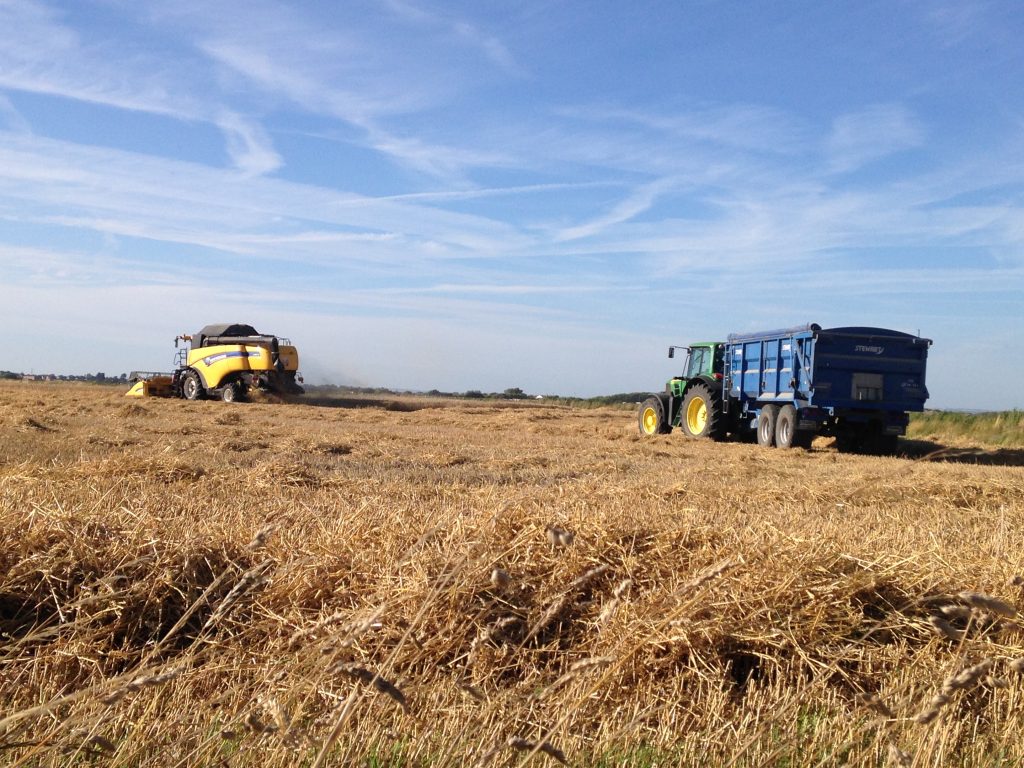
(757, 404), (778, 447)
(775, 405), (798, 449)
(681, 383), (723, 439)
(638, 396), (672, 436)
(182, 370), (203, 401)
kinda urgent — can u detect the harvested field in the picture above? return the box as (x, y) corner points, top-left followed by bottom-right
(1, 381), (1023, 766)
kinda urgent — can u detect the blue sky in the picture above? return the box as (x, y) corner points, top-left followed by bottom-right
(1, 1), (1022, 408)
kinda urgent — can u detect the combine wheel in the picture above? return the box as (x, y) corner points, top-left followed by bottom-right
(757, 405), (778, 447)
(775, 405), (799, 449)
(221, 382), (242, 403)
(681, 383), (723, 439)
(182, 370), (204, 401)
(638, 396), (672, 436)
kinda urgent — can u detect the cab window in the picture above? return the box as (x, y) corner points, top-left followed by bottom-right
(686, 347), (708, 378)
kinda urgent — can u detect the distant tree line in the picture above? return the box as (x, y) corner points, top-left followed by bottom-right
(1, 371), (129, 384)
(303, 383), (648, 406)
(4, 374), (648, 406)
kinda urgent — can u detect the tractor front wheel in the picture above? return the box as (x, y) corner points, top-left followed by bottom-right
(681, 383), (723, 439)
(638, 396), (672, 436)
(182, 370), (204, 401)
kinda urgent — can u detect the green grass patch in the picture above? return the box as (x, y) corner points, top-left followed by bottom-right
(908, 410), (1024, 448)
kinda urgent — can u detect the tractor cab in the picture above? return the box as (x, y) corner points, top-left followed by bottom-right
(667, 342), (724, 397)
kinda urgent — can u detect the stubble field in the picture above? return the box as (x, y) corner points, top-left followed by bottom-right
(1, 381), (1023, 767)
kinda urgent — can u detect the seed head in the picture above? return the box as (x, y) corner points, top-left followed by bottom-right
(888, 743), (912, 767)
(545, 524), (574, 547)
(856, 692), (894, 719)
(938, 604), (972, 621)
(928, 616), (964, 642)
(247, 524), (276, 551)
(490, 568), (512, 590)
(958, 591), (1016, 618)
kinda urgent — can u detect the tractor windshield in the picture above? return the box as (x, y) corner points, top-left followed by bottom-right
(686, 347), (710, 378)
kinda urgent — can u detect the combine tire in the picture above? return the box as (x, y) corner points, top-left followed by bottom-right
(639, 396), (672, 436)
(182, 371), (203, 401)
(681, 383), (723, 440)
(221, 382), (241, 403)
(775, 405), (798, 449)
(757, 404), (778, 447)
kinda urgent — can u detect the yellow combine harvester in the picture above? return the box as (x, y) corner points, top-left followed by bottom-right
(126, 323), (303, 402)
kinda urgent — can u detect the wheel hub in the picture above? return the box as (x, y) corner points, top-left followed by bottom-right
(642, 407), (658, 434)
(686, 396), (707, 434)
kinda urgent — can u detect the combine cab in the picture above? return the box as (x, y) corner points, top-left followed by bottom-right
(126, 323), (304, 402)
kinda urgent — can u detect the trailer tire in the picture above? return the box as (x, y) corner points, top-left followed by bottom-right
(182, 370), (204, 401)
(681, 383), (724, 440)
(639, 396), (672, 436)
(757, 405), (778, 447)
(775, 405), (799, 449)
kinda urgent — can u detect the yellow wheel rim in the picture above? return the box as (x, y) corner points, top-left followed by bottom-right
(686, 396), (707, 434)
(642, 406), (658, 434)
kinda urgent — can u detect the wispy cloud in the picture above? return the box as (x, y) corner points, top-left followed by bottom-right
(921, 0), (991, 47)
(0, 0), (287, 175)
(0, 0), (199, 118)
(215, 110), (282, 176)
(382, 0), (518, 74)
(197, 30), (512, 179)
(826, 103), (924, 173)
(555, 178), (678, 242)
(557, 103), (809, 156)
(0, 93), (31, 133)
(0, 131), (530, 261)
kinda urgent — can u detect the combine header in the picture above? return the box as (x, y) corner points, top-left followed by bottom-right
(126, 323), (303, 402)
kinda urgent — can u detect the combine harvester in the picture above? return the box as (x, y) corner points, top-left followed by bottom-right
(126, 323), (303, 403)
(638, 323), (931, 453)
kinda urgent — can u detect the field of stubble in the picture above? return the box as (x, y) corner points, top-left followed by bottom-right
(1, 381), (1023, 767)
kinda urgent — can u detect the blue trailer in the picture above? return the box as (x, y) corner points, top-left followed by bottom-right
(638, 323), (932, 453)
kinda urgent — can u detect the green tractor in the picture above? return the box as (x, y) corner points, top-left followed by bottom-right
(638, 342), (727, 439)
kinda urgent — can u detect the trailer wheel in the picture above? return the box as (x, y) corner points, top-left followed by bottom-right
(757, 405), (778, 447)
(639, 396), (671, 436)
(182, 370), (204, 401)
(681, 383), (723, 439)
(775, 405), (798, 449)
